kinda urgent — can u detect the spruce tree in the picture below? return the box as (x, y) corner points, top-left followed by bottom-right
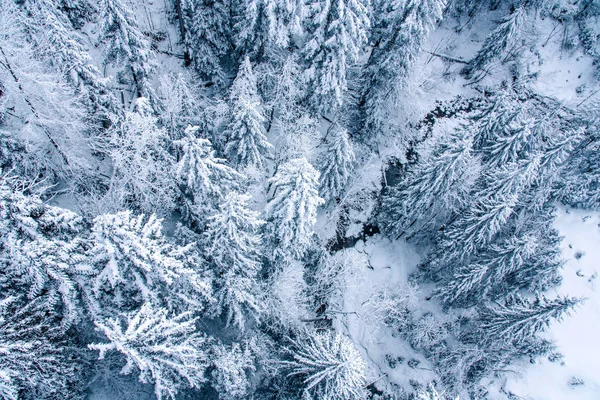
(265, 157), (324, 259)
(183, 0), (231, 87)
(225, 57), (273, 169)
(234, 0), (300, 59)
(174, 126), (241, 224)
(319, 123), (356, 203)
(20, 0), (119, 118)
(360, 0), (447, 138)
(210, 342), (256, 399)
(109, 98), (177, 214)
(477, 295), (580, 345)
(89, 303), (211, 400)
(381, 127), (480, 238)
(0, 177), (91, 329)
(283, 330), (368, 400)
(302, 0), (371, 114)
(99, 0), (156, 101)
(463, 5), (528, 79)
(203, 192), (265, 330)
(88, 211), (211, 316)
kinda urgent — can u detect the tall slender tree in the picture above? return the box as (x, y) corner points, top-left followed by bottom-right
(99, 0), (156, 101)
(203, 192), (265, 330)
(266, 157), (324, 259)
(302, 0), (371, 114)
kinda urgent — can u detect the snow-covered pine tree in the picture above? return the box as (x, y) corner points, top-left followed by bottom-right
(436, 233), (538, 306)
(174, 125), (242, 225)
(283, 330), (368, 400)
(225, 57), (273, 169)
(264, 258), (310, 327)
(234, 0), (300, 59)
(483, 118), (536, 167)
(476, 295), (580, 346)
(360, 0), (447, 139)
(462, 5), (528, 79)
(0, 296), (85, 400)
(0, 177), (92, 329)
(210, 341), (256, 399)
(319, 123), (356, 202)
(302, 0), (370, 114)
(98, 0), (156, 101)
(557, 101), (600, 209)
(109, 98), (177, 214)
(182, 0), (231, 87)
(265, 157), (324, 259)
(380, 126), (480, 239)
(89, 302), (211, 400)
(443, 192), (517, 256)
(470, 85), (521, 149)
(502, 219), (564, 293)
(270, 56), (305, 132)
(88, 211), (212, 316)
(203, 192), (265, 330)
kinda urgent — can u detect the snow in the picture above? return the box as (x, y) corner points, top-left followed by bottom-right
(503, 207), (600, 399)
(336, 236), (437, 394)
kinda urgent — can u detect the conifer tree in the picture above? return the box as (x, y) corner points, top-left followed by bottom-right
(444, 193), (517, 256)
(265, 157), (324, 258)
(0, 297), (84, 400)
(99, 0), (156, 100)
(284, 330), (368, 400)
(463, 5), (528, 79)
(174, 126), (241, 223)
(88, 211), (211, 316)
(271, 56), (305, 132)
(0, 177), (91, 329)
(302, 0), (371, 114)
(203, 192), (265, 330)
(483, 119), (535, 167)
(210, 342), (256, 399)
(20, 0), (119, 118)
(477, 295), (580, 346)
(109, 98), (177, 214)
(182, 0), (231, 86)
(89, 303), (211, 400)
(319, 123), (356, 202)
(381, 127), (480, 238)
(437, 233), (538, 306)
(0, 3), (92, 182)
(234, 0), (300, 59)
(157, 73), (201, 137)
(360, 0), (447, 138)
(225, 57), (273, 169)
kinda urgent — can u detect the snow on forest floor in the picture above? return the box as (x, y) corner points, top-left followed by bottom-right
(334, 237), (436, 394)
(502, 207), (600, 400)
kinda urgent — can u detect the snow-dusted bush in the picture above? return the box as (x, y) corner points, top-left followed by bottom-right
(363, 283), (419, 332)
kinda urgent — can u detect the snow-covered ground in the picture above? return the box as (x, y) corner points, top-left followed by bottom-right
(336, 238), (431, 393)
(503, 207), (600, 400)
